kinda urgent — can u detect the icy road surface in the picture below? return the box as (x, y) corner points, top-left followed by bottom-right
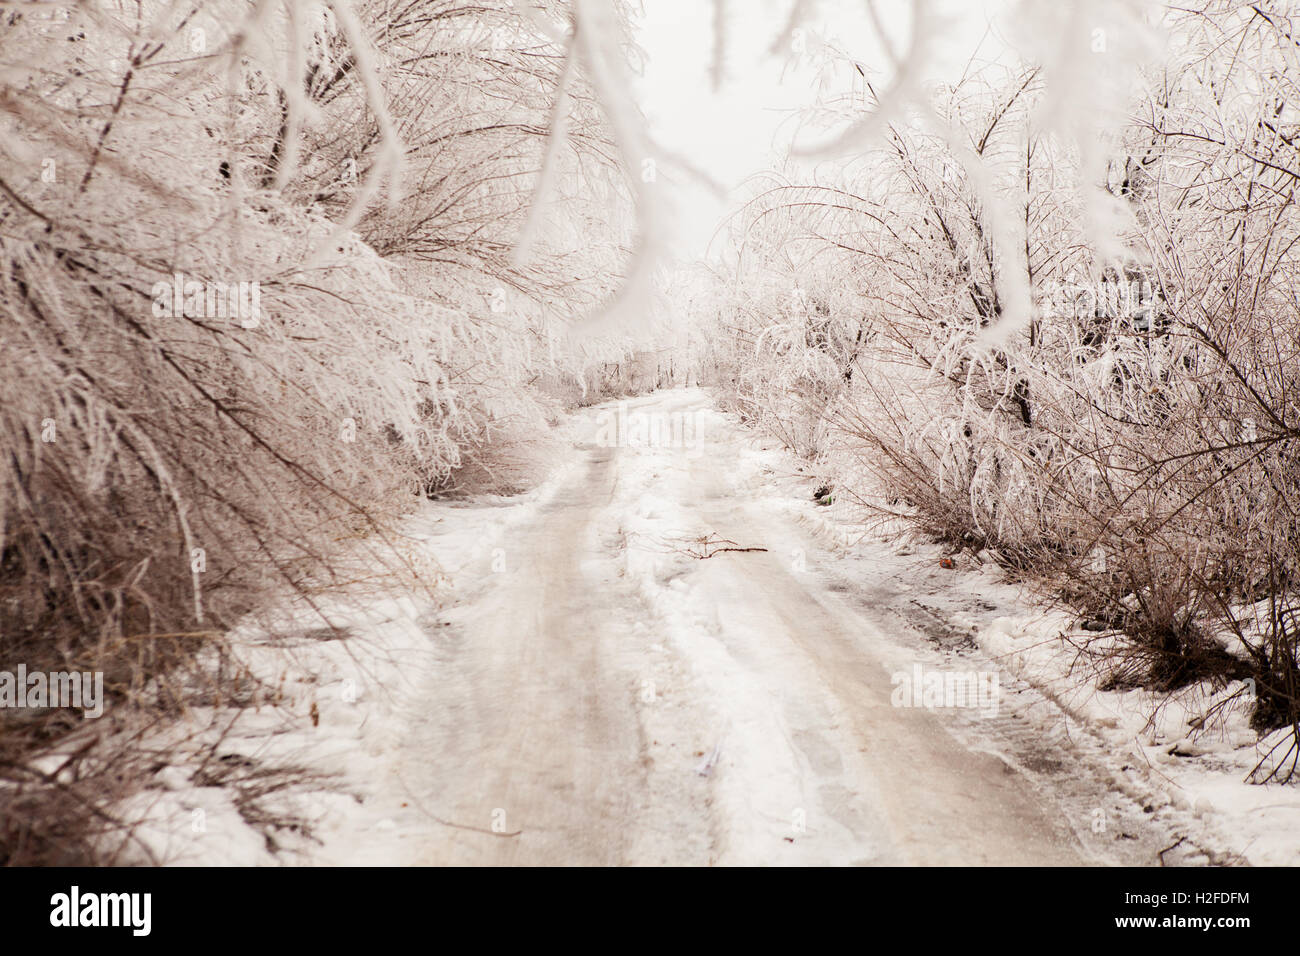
(358, 390), (1185, 866)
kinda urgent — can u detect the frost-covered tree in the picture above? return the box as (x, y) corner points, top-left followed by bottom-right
(702, 0), (1300, 753)
(0, 0), (643, 860)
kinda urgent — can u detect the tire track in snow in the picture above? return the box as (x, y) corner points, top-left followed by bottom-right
(385, 388), (1183, 865)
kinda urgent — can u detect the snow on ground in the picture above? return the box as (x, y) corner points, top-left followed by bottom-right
(115, 454), (590, 865)
(757, 452), (1300, 867)
(593, 389), (1300, 865)
(971, 599), (1300, 866)
(117, 387), (1300, 865)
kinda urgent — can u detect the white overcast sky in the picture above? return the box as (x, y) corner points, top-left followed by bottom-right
(630, 0), (1014, 258)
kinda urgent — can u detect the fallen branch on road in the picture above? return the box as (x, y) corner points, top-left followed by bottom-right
(668, 533), (769, 560)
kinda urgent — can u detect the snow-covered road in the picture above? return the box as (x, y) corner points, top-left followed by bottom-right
(336, 388), (1189, 865)
(145, 387), (1261, 866)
